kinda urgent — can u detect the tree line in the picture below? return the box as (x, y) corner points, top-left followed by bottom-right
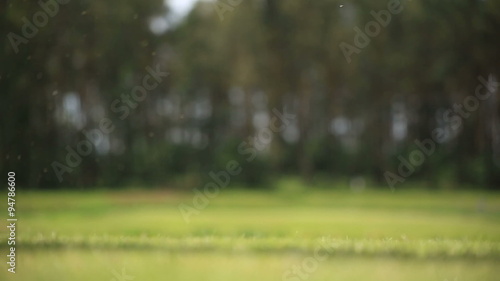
(1, 0), (499, 189)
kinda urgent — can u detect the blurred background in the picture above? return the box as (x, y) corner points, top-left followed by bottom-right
(1, 0), (500, 190)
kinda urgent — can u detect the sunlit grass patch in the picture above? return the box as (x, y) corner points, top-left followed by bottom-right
(1, 188), (499, 280)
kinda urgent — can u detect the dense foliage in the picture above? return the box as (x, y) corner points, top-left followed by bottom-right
(1, 0), (499, 189)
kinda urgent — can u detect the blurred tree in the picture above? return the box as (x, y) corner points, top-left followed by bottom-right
(1, 0), (498, 189)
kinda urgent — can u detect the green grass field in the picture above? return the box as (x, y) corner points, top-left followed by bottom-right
(1, 183), (500, 280)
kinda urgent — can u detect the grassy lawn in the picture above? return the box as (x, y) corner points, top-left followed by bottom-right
(1, 184), (500, 280)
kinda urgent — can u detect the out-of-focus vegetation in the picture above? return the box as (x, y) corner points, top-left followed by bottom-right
(1, 0), (500, 189)
(2, 2), (500, 279)
(1, 186), (500, 280)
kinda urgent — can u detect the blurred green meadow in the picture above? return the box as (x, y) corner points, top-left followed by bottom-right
(3, 0), (500, 280)
(2, 181), (500, 280)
